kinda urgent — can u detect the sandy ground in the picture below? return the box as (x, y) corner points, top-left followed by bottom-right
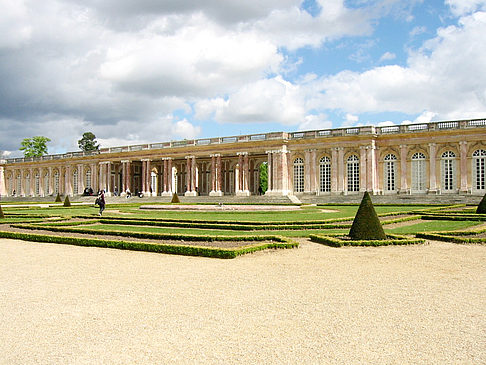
(1, 238), (485, 364)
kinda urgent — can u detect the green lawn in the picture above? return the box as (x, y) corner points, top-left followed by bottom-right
(385, 220), (481, 234)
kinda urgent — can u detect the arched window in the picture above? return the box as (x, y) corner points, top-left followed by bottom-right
(73, 169), (78, 194)
(16, 174), (21, 195)
(411, 152), (426, 193)
(35, 172), (40, 195)
(54, 170), (59, 194)
(384, 154), (397, 192)
(44, 171), (49, 195)
(151, 171), (157, 194)
(441, 151), (456, 191)
(85, 168), (91, 189)
(25, 173), (30, 196)
(293, 158), (304, 193)
(319, 156), (331, 193)
(347, 155), (359, 192)
(473, 149), (486, 191)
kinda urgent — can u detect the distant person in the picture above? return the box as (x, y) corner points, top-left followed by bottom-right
(98, 190), (106, 216)
(258, 186), (263, 195)
(12, 189), (16, 196)
(126, 188), (131, 198)
(114, 186), (118, 196)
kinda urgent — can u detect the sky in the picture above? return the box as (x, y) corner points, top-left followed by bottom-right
(1, 0), (486, 158)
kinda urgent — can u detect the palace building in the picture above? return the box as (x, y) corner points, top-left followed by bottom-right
(1, 118), (486, 199)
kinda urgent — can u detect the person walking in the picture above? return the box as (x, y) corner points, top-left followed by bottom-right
(98, 190), (106, 216)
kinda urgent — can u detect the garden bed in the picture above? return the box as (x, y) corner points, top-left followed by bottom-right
(309, 233), (425, 247)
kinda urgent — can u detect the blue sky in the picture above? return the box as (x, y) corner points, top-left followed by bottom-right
(1, 0), (485, 157)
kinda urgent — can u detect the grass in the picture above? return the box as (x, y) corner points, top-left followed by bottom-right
(385, 220), (481, 234)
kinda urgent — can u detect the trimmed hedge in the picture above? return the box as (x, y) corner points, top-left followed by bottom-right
(349, 192), (386, 240)
(416, 227), (486, 244)
(11, 222), (296, 243)
(477, 193), (486, 214)
(0, 205), (4, 219)
(0, 230), (298, 259)
(309, 233), (425, 247)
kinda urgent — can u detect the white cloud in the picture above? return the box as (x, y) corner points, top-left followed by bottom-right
(195, 76), (306, 125)
(446, 0), (486, 16)
(309, 11), (486, 120)
(0, 0), (32, 49)
(298, 114), (332, 131)
(379, 51), (396, 62)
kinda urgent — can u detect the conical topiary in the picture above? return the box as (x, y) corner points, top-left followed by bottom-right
(63, 195), (71, 207)
(0, 205), (4, 219)
(55, 193), (62, 202)
(349, 191), (386, 240)
(476, 193), (486, 214)
(171, 192), (180, 204)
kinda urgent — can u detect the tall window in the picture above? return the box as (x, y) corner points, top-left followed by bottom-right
(473, 149), (486, 190)
(347, 155), (359, 192)
(86, 168), (91, 189)
(16, 174), (21, 195)
(35, 172), (40, 195)
(44, 172), (49, 195)
(151, 171), (157, 194)
(441, 151), (456, 191)
(293, 158), (304, 193)
(25, 173), (30, 196)
(73, 169), (78, 194)
(384, 154), (397, 192)
(54, 171), (59, 194)
(319, 156), (331, 192)
(411, 152), (426, 192)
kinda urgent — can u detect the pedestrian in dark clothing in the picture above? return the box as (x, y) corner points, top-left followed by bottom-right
(98, 190), (106, 216)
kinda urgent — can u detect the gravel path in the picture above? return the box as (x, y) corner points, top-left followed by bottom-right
(1, 238), (485, 364)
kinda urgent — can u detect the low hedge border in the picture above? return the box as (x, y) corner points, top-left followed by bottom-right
(11, 222), (296, 243)
(71, 211), (419, 227)
(0, 230), (298, 258)
(420, 213), (486, 221)
(416, 232), (486, 244)
(309, 233), (425, 247)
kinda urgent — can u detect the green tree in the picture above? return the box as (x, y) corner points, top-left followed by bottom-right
(19, 136), (51, 157)
(259, 162), (268, 194)
(78, 132), (99, 152)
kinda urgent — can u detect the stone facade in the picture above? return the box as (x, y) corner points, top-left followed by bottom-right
(1, 118), (486, 198)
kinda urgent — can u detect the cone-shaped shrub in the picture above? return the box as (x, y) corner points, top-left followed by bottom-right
(63, 195), (71, 207)
(349, 191), (386, 240)
(55, 193), (62, 202)
(476, 193), (486, 214)
(0, 205), (4, 219)
(171, 192), (180, 204)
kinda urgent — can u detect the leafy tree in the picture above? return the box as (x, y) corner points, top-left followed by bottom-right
(19, 136), (51, 157)
(78, 132), (99, 152)
(259, 162), (268, 194)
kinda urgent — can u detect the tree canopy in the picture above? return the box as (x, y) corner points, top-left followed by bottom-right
(78, 132), (99, 152)
(19, 136), (51, 157)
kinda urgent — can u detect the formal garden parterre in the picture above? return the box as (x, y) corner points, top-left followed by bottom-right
(1, 194), (486, 258)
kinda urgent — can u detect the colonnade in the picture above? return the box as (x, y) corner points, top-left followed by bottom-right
(2, 137), (486, 198)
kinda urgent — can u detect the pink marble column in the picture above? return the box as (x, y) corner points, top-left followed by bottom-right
(146, 159), (152, 194)
(304, 150), (311, 193)
(400, 144), (408, 193)
(460, 141), (468, 193)
(98, 162), (103, 191)
(243, 153), (249, 192)
(186, 157), (191, 192)
(367, 141), (376, 193)
(217, 155), (222, 194)
(359, 146), (367, 192)
(428, 143), (437, 193)
(167, 158), (172, 193)
(338, 147), (344, 193)
(266, 152), (272, 192)
(48, 167), (53, 195)
(210, 155), (216, 192)
(191, 156), (196, 193)
(331, 148), (338, 194)
(106, 161), (111, 194)
(310, 149), (317, 193)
